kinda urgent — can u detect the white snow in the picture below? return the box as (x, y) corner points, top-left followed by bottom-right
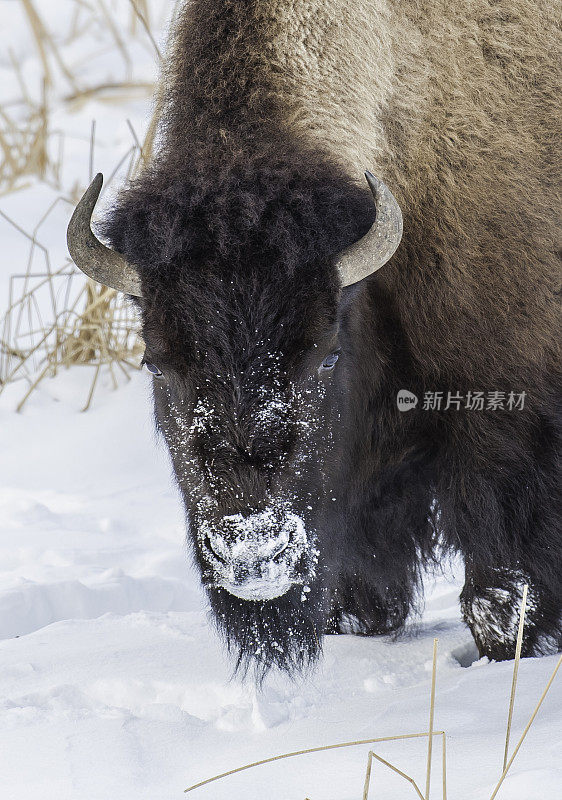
(1, 3), (561, 799)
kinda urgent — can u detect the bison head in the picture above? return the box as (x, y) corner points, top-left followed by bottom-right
(67, 162), (402, 675)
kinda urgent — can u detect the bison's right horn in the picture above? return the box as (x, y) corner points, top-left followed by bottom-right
(67, 173), (143, 297)
(334, 172), (403, 287)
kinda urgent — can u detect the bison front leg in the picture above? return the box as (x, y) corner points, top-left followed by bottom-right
(461, 559), (562, 660)
(324, 477), (435, 637)
(325, 580), (414, 636)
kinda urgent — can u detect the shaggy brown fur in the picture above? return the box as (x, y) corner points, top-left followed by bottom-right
(143, 0), (561, 382)
(102, 0), (561, 673)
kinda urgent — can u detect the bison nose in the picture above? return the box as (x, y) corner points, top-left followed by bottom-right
(202, 509), (310, 601)
(206, 530), (289, 565)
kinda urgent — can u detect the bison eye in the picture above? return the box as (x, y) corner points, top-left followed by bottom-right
(142, 359), (163, 377)
(320, 352), (340, 371)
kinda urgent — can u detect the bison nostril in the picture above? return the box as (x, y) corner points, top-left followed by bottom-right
(205, 534), (227, 564)
(271, 538), (290, 562)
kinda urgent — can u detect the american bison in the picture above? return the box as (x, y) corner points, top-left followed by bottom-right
(68, 0), (561, 674)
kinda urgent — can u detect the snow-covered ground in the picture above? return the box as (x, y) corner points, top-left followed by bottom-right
(2, 371), (561, 800)
(1, 3), (560, 799)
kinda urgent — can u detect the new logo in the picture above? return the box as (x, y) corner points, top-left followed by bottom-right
(397, 390), (418, 412)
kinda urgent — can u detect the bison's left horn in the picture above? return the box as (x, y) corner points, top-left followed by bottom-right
(67, 173), (143, 297)
(335, 172), (403, 287)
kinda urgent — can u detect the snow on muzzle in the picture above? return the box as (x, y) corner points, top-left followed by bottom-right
(200, 507), (312, 601)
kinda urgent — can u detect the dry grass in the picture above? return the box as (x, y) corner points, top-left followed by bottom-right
(0, 0), (169, 409)
(0, 197), (143, 411)
(0, 77), (58, 193)
(1, 0), (163, 194)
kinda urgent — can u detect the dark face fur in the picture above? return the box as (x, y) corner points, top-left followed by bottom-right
(144, 266), (346, 674)
(102, 153), (375, 674)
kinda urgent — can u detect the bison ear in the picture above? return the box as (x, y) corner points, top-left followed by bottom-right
(334, 172), (403, 287)
(67, 173), (143, 297)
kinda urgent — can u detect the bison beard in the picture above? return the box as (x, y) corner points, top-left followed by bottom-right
(207, 583), (327, 677)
